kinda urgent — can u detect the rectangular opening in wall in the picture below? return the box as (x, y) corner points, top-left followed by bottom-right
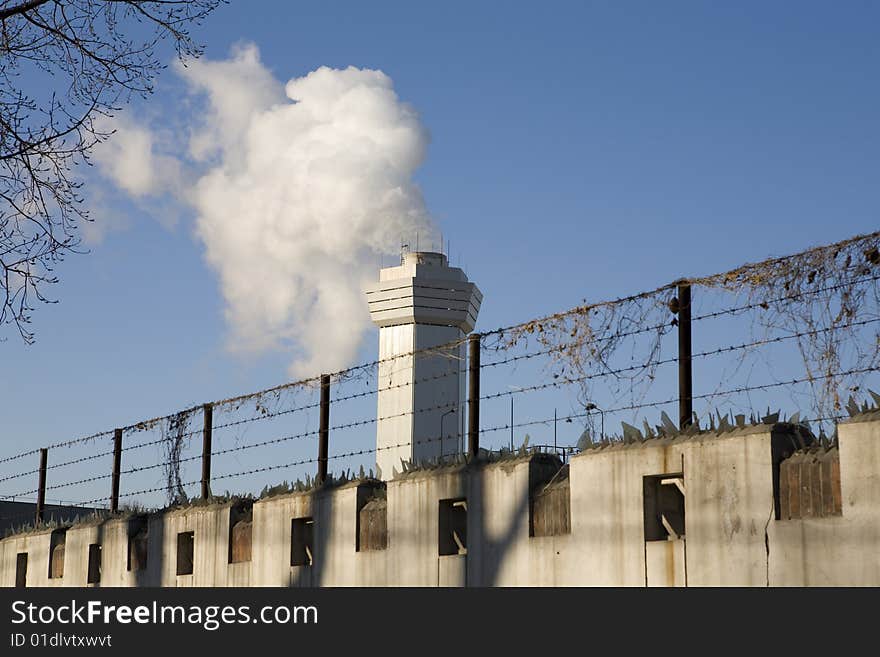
(438, 498), (467, 556)
(530, 465), (571, 537)
(48, 529), (66, 579)
(127, 516), (148, 572)
(228, 503), (253, 564)
(87, 544), (102, 584)
(15, 553), (27, 588)
(176, 531), (194, 576)
(356, 483), (387, 552)
(643, 474), (685, 542)
(290, 517), (314, 567)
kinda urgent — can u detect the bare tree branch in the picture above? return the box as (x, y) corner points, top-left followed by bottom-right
(0, 0), (51, 22)
(0, 0), (223, 343)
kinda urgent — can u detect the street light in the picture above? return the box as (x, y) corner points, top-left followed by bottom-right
(440, 406), (456, 459)
(553, 408), (557, 453)
(585, 403), (605, 442)
(507, 385), (525, 451)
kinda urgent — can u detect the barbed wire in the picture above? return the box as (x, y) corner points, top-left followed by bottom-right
(1, 401), (455, 498)
(0, 429), (502, 527)
(0, 451), (119, 493)
(0, 486), (39, 499)
(3, 340), (877, 502)
(479, 397), (860, 439)
(480, 367), (878, 437)
(480, 229), (880, 341)
(331, 399), (460, 432)
(331, 365), (463, 405)
(7, 391), (859, 505)
(43, 429), (115, 452)
(1, 230), (878, 508)
(114, 398), (325, 446)
(48, 450), (115, 471)
(691, 273), (880, 322)
(479, 275), (880, 369)
(4, 232), (877, 465)
(117, 428), (323, 478)
(0, 394), (863, 529)
(0, 467), (41, 485)
(0, 449), (41, 465)
(478, 317), (880, 402)
(481, 319), (673, 368)
(4, 419), (462, 503)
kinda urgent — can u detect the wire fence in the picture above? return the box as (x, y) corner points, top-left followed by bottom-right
(2, 229), (879, 530)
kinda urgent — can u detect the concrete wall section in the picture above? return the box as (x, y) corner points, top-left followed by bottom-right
(3, 418), (880, 587)
(768, 417), (880, 585)
(676, 431), (776, 586)
(572, 443), (666, 586)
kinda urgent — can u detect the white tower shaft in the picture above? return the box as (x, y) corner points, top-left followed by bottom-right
(366, 252), (481, 479)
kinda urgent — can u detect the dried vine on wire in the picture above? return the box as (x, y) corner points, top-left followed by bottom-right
(692, 230), (880, 420)
(161, 410), (193, 506)
(483, 230), (880, 433)
(484, 289), (675, 416)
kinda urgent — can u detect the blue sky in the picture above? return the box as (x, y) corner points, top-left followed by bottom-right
(2, 2), (878, 502)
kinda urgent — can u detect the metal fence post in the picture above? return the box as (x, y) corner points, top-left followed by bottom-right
(201, 403), (213, 499)
(111, 428), (123, 513)
(318, 374), (330, 485)
(35, 448), (47, 525)
(677, 282), (693, 429)
(468, 333), (481, 458)
(316, 374), (330, 486)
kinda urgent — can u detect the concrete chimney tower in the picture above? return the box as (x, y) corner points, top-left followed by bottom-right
(366, 251), (482, 479)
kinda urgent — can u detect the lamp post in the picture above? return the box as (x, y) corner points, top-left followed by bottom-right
(585, 403), (605, 442)
(510, 396), (514, 450)
(554, 408), (557, 454)
(440, 407), (455, 459)
(507, 385), (525, 451)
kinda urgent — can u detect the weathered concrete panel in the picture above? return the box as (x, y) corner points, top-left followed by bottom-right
(675, 430), (776, 586)
(645, 540), (685, 587)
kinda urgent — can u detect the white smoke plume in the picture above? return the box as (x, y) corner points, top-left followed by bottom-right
(91, 113), (183, 199)
(93, 44), (435, 377)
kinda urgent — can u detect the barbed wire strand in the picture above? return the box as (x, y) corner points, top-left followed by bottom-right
(9, 230), (875, 462)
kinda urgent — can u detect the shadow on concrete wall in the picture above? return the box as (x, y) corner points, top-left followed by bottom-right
(287, 485), (333, 588)
(469, 456), (560, 586)
(470, 466), (515, 586)
(133, 513), (163, 587)
(94, 520), (105, 588)
(312, 487), (330, 588)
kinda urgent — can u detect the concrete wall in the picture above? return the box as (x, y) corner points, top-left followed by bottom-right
(3, 416), (880, 587)
(768, 414), (880, 585)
